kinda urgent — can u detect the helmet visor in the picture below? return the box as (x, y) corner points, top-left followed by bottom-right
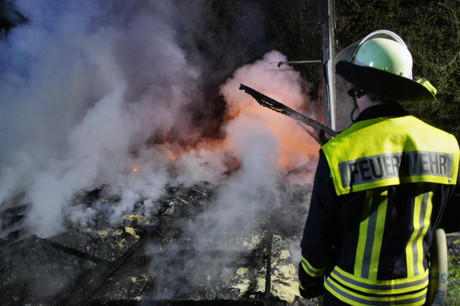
(334, 40), (360, 66)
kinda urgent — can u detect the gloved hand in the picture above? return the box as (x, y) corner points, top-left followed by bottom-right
(299, 280), (324, 299)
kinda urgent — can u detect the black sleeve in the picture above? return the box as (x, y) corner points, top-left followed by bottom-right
(299, 150), (340, 286)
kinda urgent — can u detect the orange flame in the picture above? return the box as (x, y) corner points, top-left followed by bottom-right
(144, 91), (319, 174)
(224, 94), (319, 170)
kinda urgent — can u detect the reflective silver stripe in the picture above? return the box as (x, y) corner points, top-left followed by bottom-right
(301, 256), (325, 277)
(361, 203), (379, 278)
(331, 268), (429, 292)
(414, 193), (428, 275)
(407, 190), (431, 276)
(325, 276), (427, 305)
(339, 151), (454, 188)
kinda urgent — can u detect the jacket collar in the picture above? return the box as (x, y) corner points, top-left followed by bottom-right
(354, 102), (410, 122)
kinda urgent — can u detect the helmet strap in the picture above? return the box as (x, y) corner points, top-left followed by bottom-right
(347, 87), (365, 123)
(350, 101), (358, 123)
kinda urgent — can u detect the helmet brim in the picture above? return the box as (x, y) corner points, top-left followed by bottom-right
(336, 61), (436, 103)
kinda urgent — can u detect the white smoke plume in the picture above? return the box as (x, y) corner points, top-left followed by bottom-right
(143, 50), (319, 299)
(0, 0), (208, 236)
(0, 0), (318, 252)
(0, 1), (324, 302)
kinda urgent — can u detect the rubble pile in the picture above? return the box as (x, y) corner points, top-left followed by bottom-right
(0, 182), (322, 305)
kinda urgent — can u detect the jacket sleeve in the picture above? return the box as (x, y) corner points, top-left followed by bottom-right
(298, 150), (340, 298)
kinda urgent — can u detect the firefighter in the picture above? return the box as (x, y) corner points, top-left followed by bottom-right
(298, 30), (460, 305)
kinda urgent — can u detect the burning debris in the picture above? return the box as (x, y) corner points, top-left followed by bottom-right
(0, 181), (320, 305)
(2, 2), (459, 304)
(0, 1), (325, 305)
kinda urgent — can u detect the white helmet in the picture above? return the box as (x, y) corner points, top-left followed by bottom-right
(335, 30), (436, 103)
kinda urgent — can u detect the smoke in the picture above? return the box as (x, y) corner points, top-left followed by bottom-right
(221, 50), (319, 169)
(143, 50), (318, 298)
(1, 1), (318, 296)
(0, 0), (323, 301)
(0, 0), (210, 236)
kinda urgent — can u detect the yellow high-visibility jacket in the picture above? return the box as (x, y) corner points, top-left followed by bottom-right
(299, 104), (459, 306)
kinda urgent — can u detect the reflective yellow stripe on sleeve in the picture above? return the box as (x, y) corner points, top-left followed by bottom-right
(301, 255), (326, 278)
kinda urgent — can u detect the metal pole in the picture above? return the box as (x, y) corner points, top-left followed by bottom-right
(328, 0), (337, 130)
(273, 60), (322, 67)
(321, 0), (336, 130)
